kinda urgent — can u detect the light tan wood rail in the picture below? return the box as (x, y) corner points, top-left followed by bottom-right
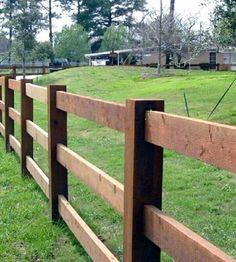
(57, 144), (124, 214)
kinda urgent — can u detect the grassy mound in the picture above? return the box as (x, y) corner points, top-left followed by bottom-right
(1, 67), (236, 261)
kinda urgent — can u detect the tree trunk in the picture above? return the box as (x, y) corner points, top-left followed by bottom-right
(49, 0), (53, 48)
(158, 0), (163, 75)
(166, 0), (175, 69)
(8, 0), (13, 65)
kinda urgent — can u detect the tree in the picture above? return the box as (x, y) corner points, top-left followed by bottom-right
(38, 0), (61, 48)
(100, 24), (129, 51)
(32, 41), (54, 62)
(212, 0), (236, 47)
(54, 24), (90, 62)
(11, 0), (45, 77)
(60, 0), (146, 38)
(166, 0), (175, 67)
(130, 11), (211, 70)
(0, 0), (17, 63)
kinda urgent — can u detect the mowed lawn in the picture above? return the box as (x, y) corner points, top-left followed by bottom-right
(1, 66), (236, 261)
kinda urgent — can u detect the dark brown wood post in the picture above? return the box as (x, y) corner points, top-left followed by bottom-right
(4, 76), (14, 152)
(21, 79), (33, 175)
(0, 80), (3, 124)
(48, 85), (68, 221)
(124, 99), (164, 262)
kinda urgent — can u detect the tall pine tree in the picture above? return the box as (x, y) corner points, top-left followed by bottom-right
(213, 0), (236, 47)
(61, 0), (146, 38)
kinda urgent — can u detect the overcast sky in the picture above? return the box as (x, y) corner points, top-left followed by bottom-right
(37, 0), (215, 41)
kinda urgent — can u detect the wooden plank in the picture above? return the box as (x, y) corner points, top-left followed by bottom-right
(56, 91), (125, 132)
(48, 85), (67, 221)
(26, 156), (49, 198)
(146, 111), (236, 174)
(57, 144), (124, 214)
(8, 79), (21, 92)
(58, 195), (118, 262)
(26, 83), (47, 104)
(0, 100), (5, 112)
(9, 107), (21, 125)
(21, 79), (33, 176)
(124, 99), (164, 262)
(0, 122), (5, 137)
(0, 76), (4, 86)
(4, 76), (14, 152)
(26, 120), (48, 151)
(9, 134), (21, 157)
(144, 205), (236, 262)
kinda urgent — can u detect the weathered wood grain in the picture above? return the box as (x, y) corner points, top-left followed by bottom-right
(146, 111), (236, 174)
(56, 91), (125, 132)
(144, 205), (236, 262)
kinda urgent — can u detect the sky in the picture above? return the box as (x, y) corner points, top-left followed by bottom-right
(37, 0), (215, 42)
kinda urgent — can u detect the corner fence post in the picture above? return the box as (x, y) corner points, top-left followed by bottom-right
(124, 99), (164, 262)
(4, 75), (14, 152)
(21, 79), (33, 175)
(48, 85), (68, 221)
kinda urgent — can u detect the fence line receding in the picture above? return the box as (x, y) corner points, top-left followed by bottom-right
(0, 75), (235, 262)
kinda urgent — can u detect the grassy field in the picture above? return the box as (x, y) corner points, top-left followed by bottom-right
(1, 66), (236, 261)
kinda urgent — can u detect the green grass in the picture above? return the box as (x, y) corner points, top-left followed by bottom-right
(1, 66), (236, 261)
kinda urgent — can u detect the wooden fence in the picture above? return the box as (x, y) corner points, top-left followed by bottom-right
(0, 75), (235, 262)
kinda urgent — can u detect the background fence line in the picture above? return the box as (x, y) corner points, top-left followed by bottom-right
(0, 75), (235, 262)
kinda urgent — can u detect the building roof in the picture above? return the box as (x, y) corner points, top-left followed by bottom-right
(84, 48), (142, 58)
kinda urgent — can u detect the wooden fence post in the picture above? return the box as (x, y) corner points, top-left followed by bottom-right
(4, 75), (14, 152)
(124, 99), (164, 262)
(48, 85), (68, 221)
(0, 79), (3, 124)
(21, 79), (33, 175)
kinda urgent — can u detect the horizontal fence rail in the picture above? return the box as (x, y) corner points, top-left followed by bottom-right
(144, 205), (235, 262)
(8, 79), (21, 92)
(26, 120), (48, 151)
(145, 111), (236, 174)
(0, 123), (5, 136)
(0, 100), (5, 111)
(57, 144), (124, 214)
(9, 107), (21, 125)
(0, 75), (234, 262)
(56, 91), (125, 132)
(9, 134), (21, 156)
(26, 83), (48, 104)
(26, 156), (49, 198)
(58, 195), (118, 262)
